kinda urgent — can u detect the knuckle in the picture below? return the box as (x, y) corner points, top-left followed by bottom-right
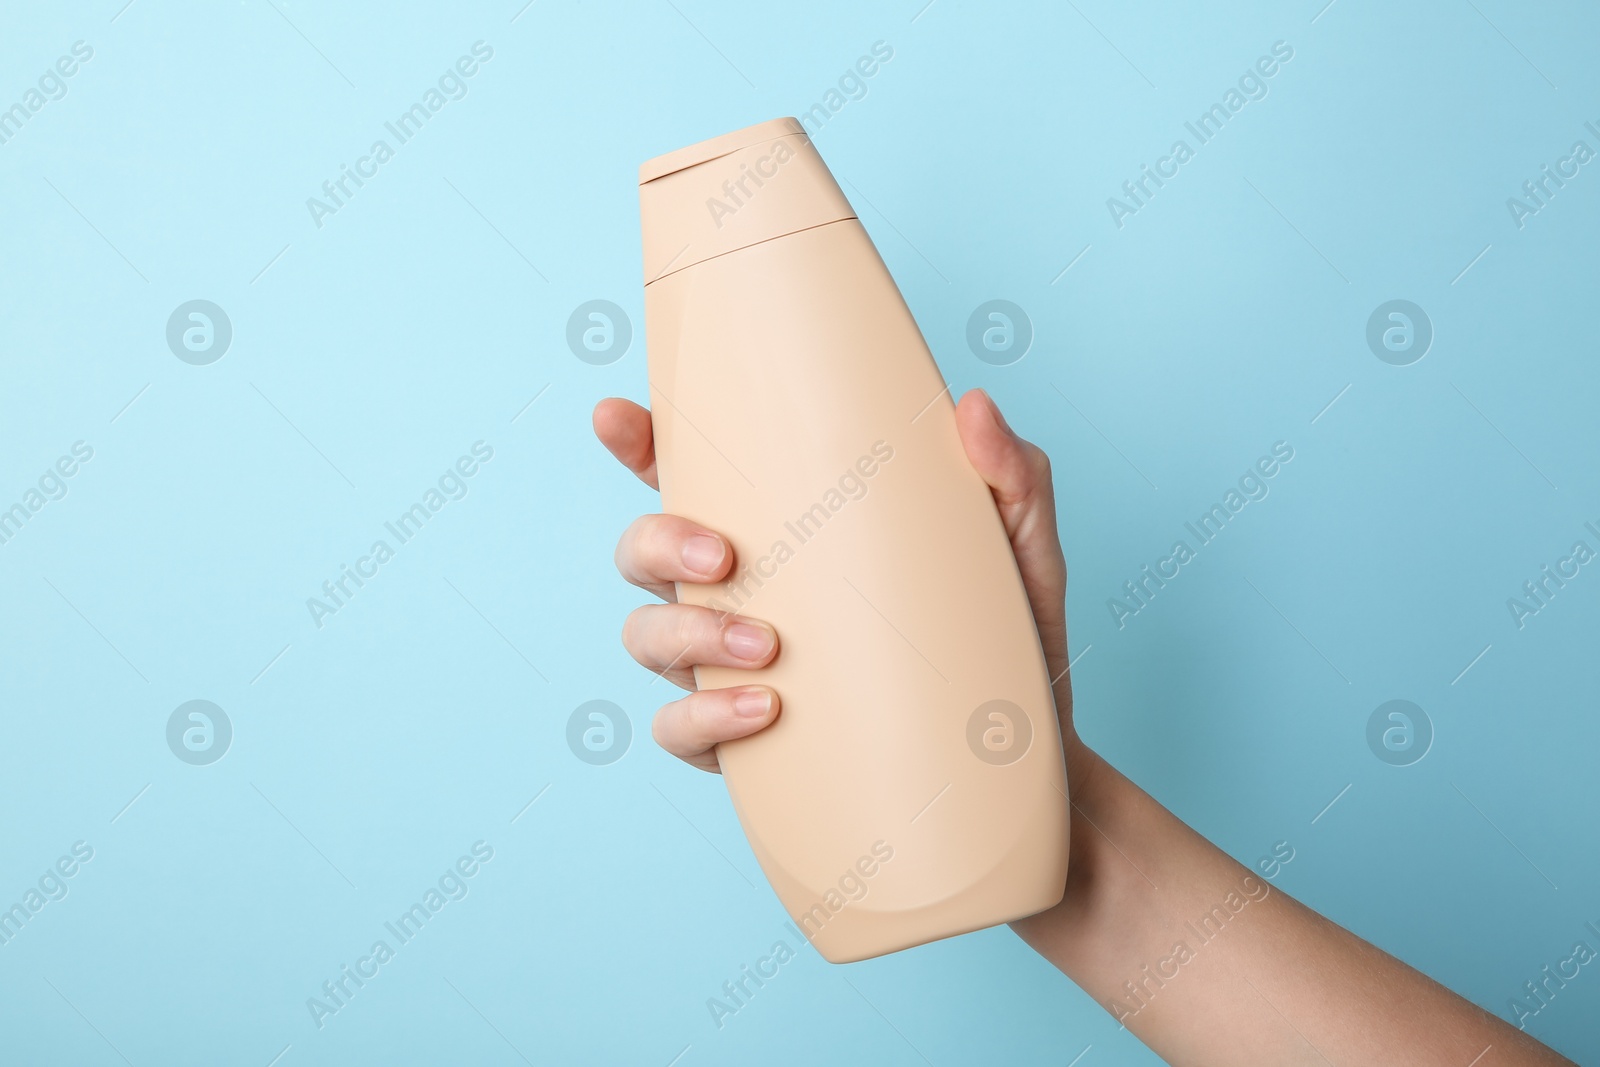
(621, 514), (688, 588)
(1026, 445), (1053, 484)
(649, 697), (675, 739)
(656, 693), (706, 753)
(635, 513), (671, 562)
(621, 605), (653, 655)
(650, 701), (677, 748)
(675, 605), (713, 651)
(680, 691), (712, 737)
(615, 515), (650, 579)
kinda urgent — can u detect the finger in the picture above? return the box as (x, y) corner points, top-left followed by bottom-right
(955, 389), (1063, 555)
(616, 514), (733, 602)
(593, 397), (658, 490)
(653, 685), (780, 772)
(622, 603), (779, 690)
(954, 389), (1070, 683)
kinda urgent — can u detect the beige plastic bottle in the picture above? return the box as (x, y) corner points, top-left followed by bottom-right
(638, 117), (1068, 963)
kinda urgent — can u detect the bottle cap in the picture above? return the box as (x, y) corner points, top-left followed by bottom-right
(639, 117), (857, 284)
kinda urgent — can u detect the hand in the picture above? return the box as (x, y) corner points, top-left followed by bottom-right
(590, 394), (781, 772)
(598, 393), (1577, 1067)
(593, 388), (1091, 785)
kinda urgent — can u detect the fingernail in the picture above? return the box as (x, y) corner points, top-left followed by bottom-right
(734, 688), (772, 718)
(724, 621), (774, 661)
(681, 534), (725, 576)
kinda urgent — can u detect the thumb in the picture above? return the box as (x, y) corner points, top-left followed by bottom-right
(954, 389), (1069, 686)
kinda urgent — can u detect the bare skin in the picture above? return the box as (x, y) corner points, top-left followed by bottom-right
(593, 389), (1576, 1067)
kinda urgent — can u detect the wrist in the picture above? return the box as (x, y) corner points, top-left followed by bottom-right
(1013, 686), (1140, 961)
(1062, 731), (1101, 806)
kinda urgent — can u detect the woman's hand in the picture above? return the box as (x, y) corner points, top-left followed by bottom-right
(591, 395), (781, 772)
(594, 388), (1091, 785)
(596, 388), (1577, 1067)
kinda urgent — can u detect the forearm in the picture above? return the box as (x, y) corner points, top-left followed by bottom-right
(1012, 744), (1575, 1066)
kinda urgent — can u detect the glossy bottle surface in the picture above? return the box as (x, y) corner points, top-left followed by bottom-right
(639, 118), (1068, 962)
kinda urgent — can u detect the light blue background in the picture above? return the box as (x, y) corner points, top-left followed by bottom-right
(2, 1), (1597, 1064)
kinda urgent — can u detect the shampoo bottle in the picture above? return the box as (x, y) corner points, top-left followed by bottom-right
(638, 117), (1068, 962)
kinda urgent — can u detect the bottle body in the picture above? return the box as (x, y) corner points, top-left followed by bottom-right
(639, 119), (1068, 963)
